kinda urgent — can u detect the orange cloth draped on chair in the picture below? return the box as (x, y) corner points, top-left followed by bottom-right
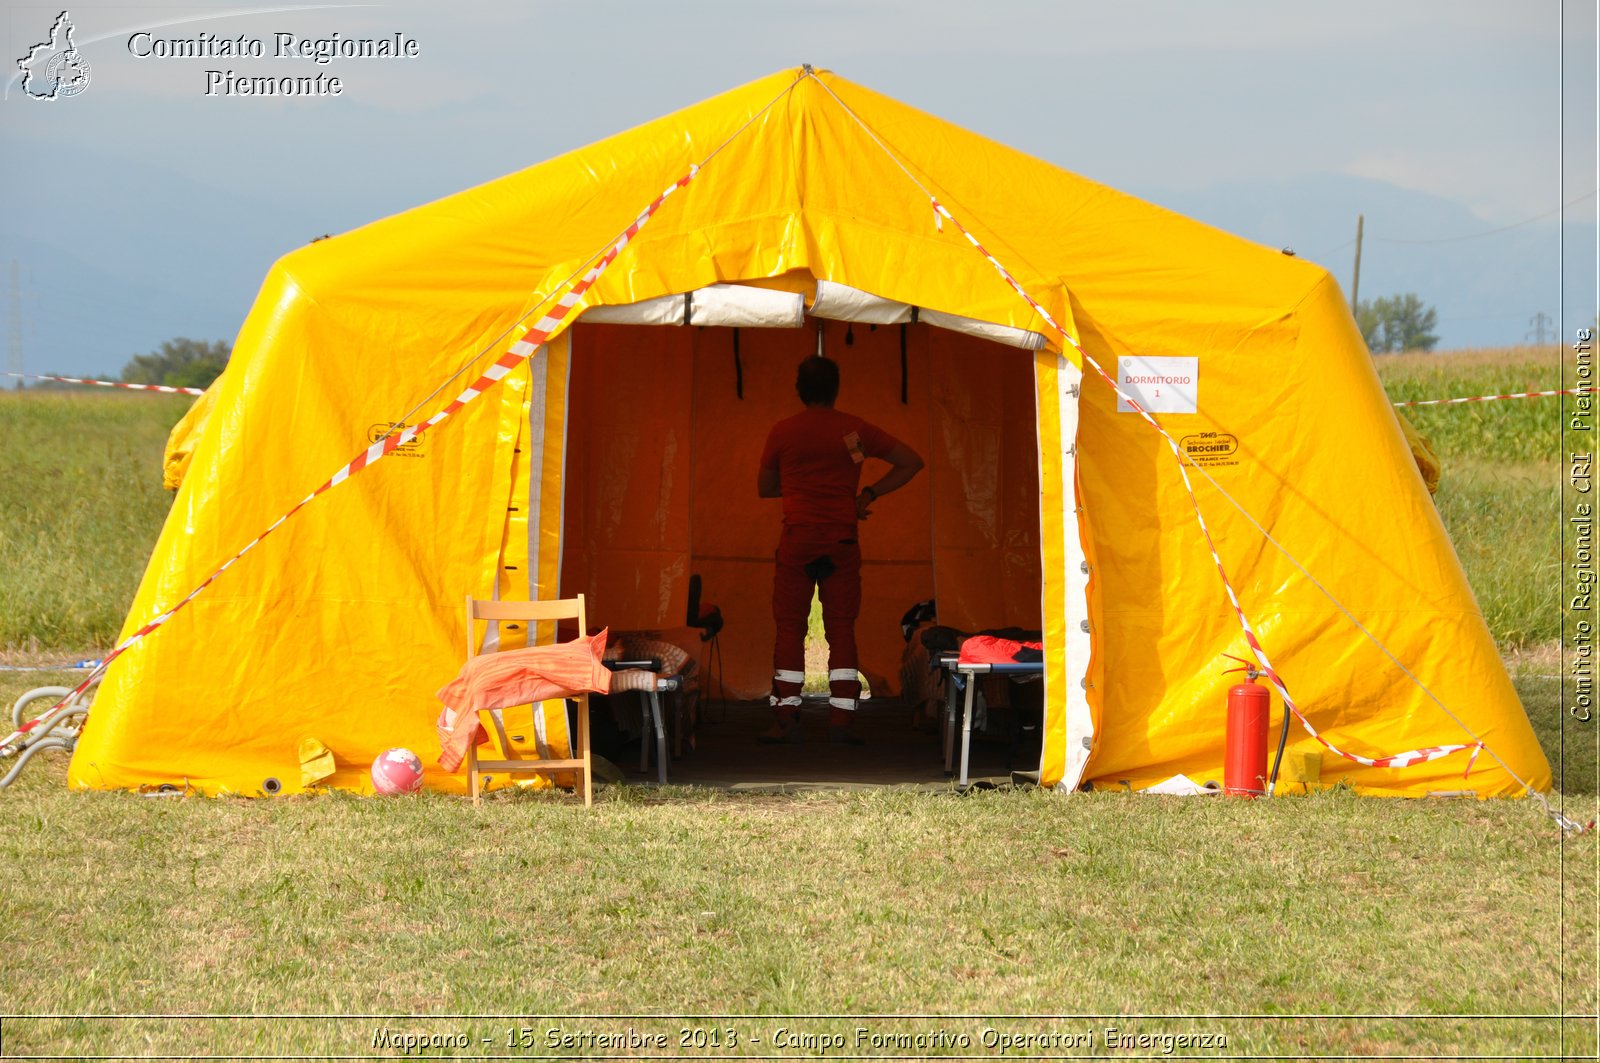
(435, 630), (611, 771)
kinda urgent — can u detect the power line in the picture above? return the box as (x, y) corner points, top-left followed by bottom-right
(1301, 191), (1596, 263)
(1433, 311), (1538, 322)
(1305, 237), (1355, 260)
(1369, 190), (1596, 245)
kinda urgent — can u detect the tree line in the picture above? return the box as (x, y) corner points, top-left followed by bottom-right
(1355, 293), (1438, 354)
(33, 295), (1455, 392)
(120, 337), (230, 389)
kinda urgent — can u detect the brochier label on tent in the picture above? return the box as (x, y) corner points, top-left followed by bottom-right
(1180, 431), (1239, 468)
(1116, 356), (1198, 415)
(367, 422), (427, 458)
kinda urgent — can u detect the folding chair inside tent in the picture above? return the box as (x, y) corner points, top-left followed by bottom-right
(601, 628), (704, 784)
(463, 595), (594, 806)
(602, 659), (681, 784)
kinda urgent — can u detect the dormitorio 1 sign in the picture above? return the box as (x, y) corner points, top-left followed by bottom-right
(126, 30), (421, 96)
(1116, 356), (1199, 415)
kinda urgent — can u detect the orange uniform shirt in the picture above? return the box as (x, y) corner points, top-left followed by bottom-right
(759, 406), (899, 532)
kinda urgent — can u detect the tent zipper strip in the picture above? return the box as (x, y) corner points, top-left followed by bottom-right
(4, 85), (810, 749)
(804, 71), (1491, 786)
(4, 372), (206, 396)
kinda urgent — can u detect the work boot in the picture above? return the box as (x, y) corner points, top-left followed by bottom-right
(758, 716), (803, 745)
(826, 701), (861, 746)
(828, 725), (864, 747)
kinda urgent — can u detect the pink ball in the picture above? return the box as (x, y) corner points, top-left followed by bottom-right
(370, 748), (424, 795)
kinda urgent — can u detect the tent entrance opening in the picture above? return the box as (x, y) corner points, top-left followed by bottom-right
(557, 312), (1042, 785)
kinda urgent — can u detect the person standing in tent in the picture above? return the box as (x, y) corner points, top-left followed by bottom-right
(757, 355), (924, 745)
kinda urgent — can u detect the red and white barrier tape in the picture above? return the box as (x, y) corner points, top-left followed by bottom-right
(5, 77), (1522, 794)
(1, 170), (704, 758)
(3, 372), (205, 396)
(804, 74), (1483, 784)
(935, 189), (1482, 780)
(5, 70), (810, 767)
(1394, 388), (1576, 407)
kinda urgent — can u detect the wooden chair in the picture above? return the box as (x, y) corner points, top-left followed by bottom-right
(463, 594), (593, 807)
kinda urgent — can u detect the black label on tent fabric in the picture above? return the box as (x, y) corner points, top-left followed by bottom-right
(1180, 432), (1238, 468)
(367, 422), (428, 459)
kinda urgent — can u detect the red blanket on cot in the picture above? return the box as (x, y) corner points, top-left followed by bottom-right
(435, 630), (610, 771)
(958, 634), (1043, 666)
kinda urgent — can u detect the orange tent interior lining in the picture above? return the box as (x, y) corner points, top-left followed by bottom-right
(558, 317), (1043, 701)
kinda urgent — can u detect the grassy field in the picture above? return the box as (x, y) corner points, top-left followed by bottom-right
(1378, 345), (1565, 463)
(0, 350), (1569, 654)
(0, 681), (1595, 1057)
(1, 352), (1594, 1059)
(0, 390), (192, 651)
(1375, 345), (1567, 645)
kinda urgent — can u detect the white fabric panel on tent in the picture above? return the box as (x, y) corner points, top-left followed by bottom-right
(580, 294), (684, 327)
(921, 308), (1047, 351)
(1051, 356), (1095, 792)
(811, 280), (1048, 350)
(693, 284), (805, 327)
(581, 283), (806, 328)
(810, 279), (914, 324)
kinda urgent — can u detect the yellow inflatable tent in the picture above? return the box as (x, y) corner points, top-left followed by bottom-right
(161, 375), (221, 491)
(71, 67), (1549, 797)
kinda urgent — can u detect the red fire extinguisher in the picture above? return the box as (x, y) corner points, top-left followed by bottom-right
(1222, 653), (1270, 797)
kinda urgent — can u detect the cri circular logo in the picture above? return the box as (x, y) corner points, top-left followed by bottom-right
(45, 50), (92, 97)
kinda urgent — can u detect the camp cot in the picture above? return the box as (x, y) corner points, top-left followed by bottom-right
(68, 67), (1551, 798)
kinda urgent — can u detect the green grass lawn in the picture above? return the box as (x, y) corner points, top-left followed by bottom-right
(0, 390), (190, 650)
(1, 661), (1594, 1057)
(1, 352), (1593, 1059)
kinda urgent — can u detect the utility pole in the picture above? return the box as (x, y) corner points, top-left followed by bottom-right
(1349, 214), (1364, 312)
(1528, 311), (1554, 345)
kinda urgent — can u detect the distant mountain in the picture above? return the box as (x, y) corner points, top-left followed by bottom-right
(1145, 172), (1594, 349)
(2, 231), (195, 377)
(0, 136), (338, 379)
(1, 128), (521, 381)
(3, 143), (1591, 382)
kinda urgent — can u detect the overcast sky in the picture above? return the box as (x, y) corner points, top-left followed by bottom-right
(2, 0), (1596, 375)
